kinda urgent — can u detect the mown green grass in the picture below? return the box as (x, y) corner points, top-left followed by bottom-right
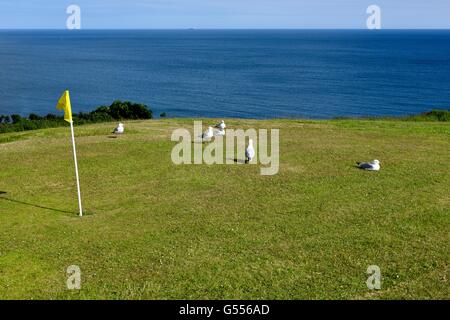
(0, 119), (448, 300)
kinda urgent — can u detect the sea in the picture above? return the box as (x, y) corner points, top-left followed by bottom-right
(0, 29), (449, 119)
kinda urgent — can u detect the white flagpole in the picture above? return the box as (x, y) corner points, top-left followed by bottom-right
(69, 120), (83, 217)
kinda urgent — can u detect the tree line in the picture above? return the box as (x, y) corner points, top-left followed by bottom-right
(0, 100), (154, 134)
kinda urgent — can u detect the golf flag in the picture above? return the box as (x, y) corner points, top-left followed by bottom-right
(56, 90), (73, 123)
(56, 90), (83, 217)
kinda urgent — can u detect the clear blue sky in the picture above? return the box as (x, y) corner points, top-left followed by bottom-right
(1, 0), (449, 29)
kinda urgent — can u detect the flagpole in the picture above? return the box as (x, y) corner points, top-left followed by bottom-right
(70, 120), (83, 217)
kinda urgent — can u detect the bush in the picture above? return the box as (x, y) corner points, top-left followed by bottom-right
(29, 113), (42, 121)
(107, 100), (152, 120)
(160, 112), (167, 118)
(0, 100), (153, 134)
(11, 114), (22, 124)
(45, 114), (58, 120)
(0, 115), (11, 124)
(405, 109), (450, 122)
(427, 110), (450, 121)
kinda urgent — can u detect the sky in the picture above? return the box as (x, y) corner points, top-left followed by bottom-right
(1, 0), (449, 29)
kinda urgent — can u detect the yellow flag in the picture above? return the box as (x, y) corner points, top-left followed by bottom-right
(56, 90), (73, 123)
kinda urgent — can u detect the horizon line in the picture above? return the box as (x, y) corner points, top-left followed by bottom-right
(1, 27), (450, 31)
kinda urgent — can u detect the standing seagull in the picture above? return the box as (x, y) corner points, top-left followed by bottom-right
(200, 126), (214, 141)
(357, 159), (381, 171)
(215, 120), (226, 131)
(113, 123), (124, 134)
(245, 139), (255, 164)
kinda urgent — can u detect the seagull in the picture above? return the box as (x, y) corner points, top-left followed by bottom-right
(200, 126), (214, 141)
(215, 120), (226, 130)
(113, 123), (124, 134)
(357, 159), (381, 171)
(245, 139), (255, 164)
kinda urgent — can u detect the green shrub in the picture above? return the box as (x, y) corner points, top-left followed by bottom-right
(45, 114), (58, 120)
(0, 100), (153, 134)
(29, 113), (42, 121)
(428, 110), (450, 121)
(0, 115), (11, 124)
(108, 100), (152, 120)
(405, 109), (450, 122)
(11, 114), (22, 124)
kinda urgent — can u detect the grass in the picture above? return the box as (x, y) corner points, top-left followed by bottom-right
(0, 119), (448, 300)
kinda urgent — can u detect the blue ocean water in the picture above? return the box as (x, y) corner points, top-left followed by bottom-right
(0, 30), (449, 119)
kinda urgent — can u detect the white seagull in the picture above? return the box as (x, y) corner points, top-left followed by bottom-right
(113, 123), (124, 134)
(200, 126), (214, 141)
(215, 120), (226, 130)
(357, 159), (381, 171)
(245, 139), (255, 164)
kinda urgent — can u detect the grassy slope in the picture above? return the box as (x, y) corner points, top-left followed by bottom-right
(0, 119), (448, 300)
